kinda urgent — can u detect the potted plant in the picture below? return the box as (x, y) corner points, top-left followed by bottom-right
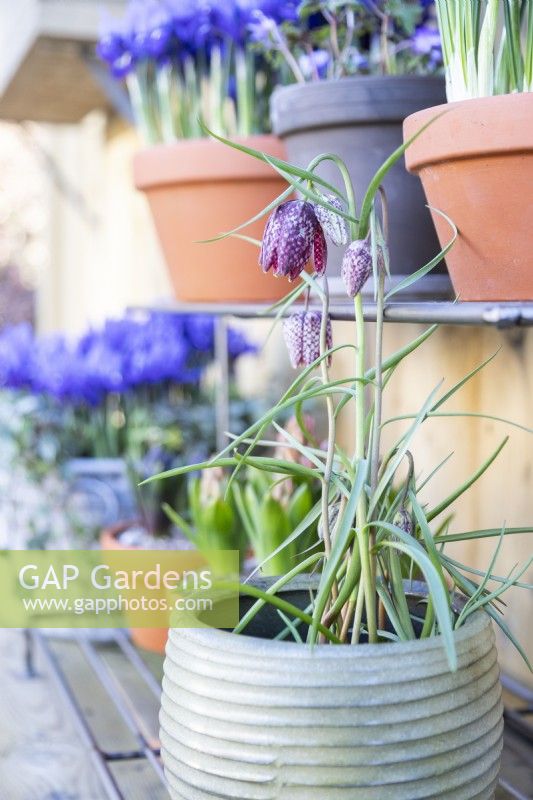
(0, 312), (255, 546)
(256, 0), (448, 295)
(404, 0), (533, 301)
(149, 135), (532, 797)
(97, 0), (293, 303)
(164, 416), (322, 576)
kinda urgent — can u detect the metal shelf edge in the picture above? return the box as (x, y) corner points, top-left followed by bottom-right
(137, 301), (533, 328)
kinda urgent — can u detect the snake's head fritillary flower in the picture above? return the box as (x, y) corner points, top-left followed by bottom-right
(314, 195), (349, 247)
(342, 238), (384, 297)
(393, 508), (413, 536)
(283, 311), (332, 369)
(260, 201), (328, 281)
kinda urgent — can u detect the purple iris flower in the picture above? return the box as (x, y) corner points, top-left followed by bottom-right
(411, 24), (442, 61)
(298, 49), (331, 80)
(0, 323), (35, 389)
(96, 10), (136, 77)
(0, 312), (254, 408)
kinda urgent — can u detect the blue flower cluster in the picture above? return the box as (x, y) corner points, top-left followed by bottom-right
(97, 0), (299, 77)
(0, 313), (254, 406)
(248, 0), (441, 80)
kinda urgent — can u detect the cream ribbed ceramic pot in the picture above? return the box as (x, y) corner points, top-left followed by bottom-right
(159, 600), (503, 800)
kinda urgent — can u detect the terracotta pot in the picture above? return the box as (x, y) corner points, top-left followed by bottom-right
(100, 522), (168, 655)
(134, 135), (290, 303)
(404, 94), (533, 301)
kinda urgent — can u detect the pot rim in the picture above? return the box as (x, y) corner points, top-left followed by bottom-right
(100, 519), (142, 549)
(169, 596), (490, 662)
(133, 133), (284, 189)
(273, 75), (446, 95)
(404, 93), (533, 173)
(271, 75), (446, 135)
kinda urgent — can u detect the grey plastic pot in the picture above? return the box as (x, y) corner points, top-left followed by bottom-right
(271, 76), (450, 299)
(160, 585), (503, 800)
(64, 457), (136, 528)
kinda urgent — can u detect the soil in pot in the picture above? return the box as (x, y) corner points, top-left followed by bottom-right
(160, 581), (503, 799)
(404, 93), (533, 301)
(271, 76), (450, 298)
(134, 135), (291, 303)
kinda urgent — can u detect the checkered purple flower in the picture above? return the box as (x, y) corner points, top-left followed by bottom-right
(260, 200), (328, 281)
(314, 195), (349, 247)
(283, 311), (332, 369)
(342, 238), (384, 297)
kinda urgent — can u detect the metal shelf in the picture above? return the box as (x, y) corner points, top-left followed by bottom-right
(150, 301), (533, 328)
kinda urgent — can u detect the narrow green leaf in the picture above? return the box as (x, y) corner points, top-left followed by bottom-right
(245, 498), (324, 580)
(359, 113), (448, 237)
(230, 233), (262, 247)
(426, 438), (508, 522)
(436, 525), (533, 543)
(388, 550), (416, 639)
(199, 183), (294, 244)
(277, 609), (304, 643)
(462, 558), (533, 617)
(442, 554), (533, 589)
(231, 483), (258, 545)
(162, 503), (195, 541)
(264, 155), (359, 226)
(433, 350), (500, 413)
(199, 120), (346, 198)
(370, 381), (443, 516)
(382, 410), (533, 436)
(410, 492), (450, 598)
(234, 552), (323, 634)
(445, 563), (532, 670)
(376, 580), (411, 641)
(223, 581), (340, 644)
(417, 451), (455, 492)
(455, 526), (506, 627)
(385, 207), (457, 300)
(379, 535), (457, 671)
(310, 460), (368, 642)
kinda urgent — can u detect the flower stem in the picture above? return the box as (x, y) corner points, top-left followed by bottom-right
(351, 579), (365, 644)
(354, 293), (377, 644)
(319, 277), (338, 606)
(322, 153), (377, 644)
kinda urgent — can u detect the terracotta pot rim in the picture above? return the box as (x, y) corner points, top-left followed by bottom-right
(100, 520), (141, 550)
(404, 93), (533, 173)
(133, 133), (284, 189)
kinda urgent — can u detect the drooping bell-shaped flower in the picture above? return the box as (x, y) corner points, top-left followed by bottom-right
(314, 195), (349, 247)
(342, 238), (384, 297)
(283, 311), (332, 369)
(260, 201), (327, 281)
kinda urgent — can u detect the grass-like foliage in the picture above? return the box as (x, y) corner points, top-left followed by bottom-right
(436, 0), (533, 101)
(147, 126), (533, 672)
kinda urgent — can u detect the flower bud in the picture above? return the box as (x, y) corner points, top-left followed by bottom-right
(314, 195), (349, 247)
(283, 311), (332, 369)
(318, 502), (340, 541)
(342, 238), (384, 297)
(393, 507), (413, 536)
